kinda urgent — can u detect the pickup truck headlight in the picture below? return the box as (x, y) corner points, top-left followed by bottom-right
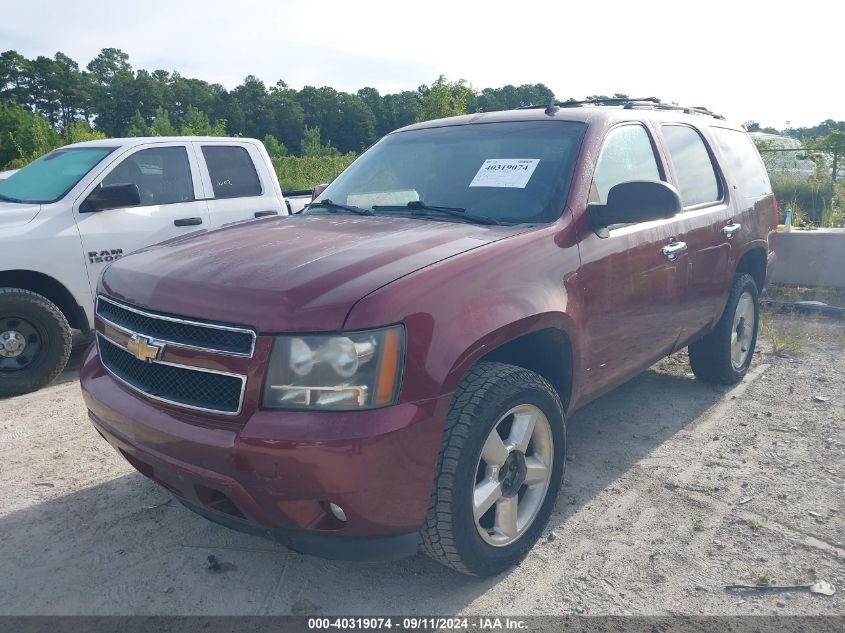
(262, 326), (404, 410)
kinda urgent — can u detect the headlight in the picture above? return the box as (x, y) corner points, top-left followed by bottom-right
(262, 325), (404, 410)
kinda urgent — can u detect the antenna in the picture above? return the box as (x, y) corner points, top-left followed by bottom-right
(544, 96), (559, 116)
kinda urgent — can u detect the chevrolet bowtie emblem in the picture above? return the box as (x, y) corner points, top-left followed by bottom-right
(126, 334), (164, 363)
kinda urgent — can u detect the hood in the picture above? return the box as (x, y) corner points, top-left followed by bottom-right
(0, 201), (41, 228)
(101, 214), (527, 332)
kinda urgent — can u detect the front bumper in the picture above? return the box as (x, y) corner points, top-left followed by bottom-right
(80, 344), (451, 560)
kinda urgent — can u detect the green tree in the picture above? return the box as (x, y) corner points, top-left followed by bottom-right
(231, 75), (274, 139)
(86, 48), (136, 136)
(0, 104), (60, 167)
(301, 126), (339, 157)
(382, 90), (421, 131)
(0, 50), (30, 106)
(268, 81), (305, 153)
(148, 106), (176, 136)
(126, 110), (149, 137)
(417, 76), (474, 122)
(471, 83), (554, 112)
(262, 133), (288, 158)
(178, 105), (226, 136)
(358, 86), (390, 135)
(52, 52), (91, 129)
(63, 121), (106, 144)
(819, 130), (845, 180)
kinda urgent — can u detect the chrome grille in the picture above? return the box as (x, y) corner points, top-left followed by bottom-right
(96, 296), (255, 356)
(97, 334), (245, 415)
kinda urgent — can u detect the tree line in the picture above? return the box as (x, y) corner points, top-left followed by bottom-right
(2, 47), (842, 173)
(0, 48), (560, 167)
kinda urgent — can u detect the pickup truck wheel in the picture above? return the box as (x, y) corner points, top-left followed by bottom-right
(421, 362), (565, 576)
(0, 289), (72, 398)
(689, 273), (759, 385)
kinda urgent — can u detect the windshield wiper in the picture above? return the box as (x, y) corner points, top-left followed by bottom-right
(372, 201), (500, 225)
(307, 198), (373, 216)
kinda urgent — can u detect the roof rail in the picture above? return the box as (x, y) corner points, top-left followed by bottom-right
(518, 97), (725, 120)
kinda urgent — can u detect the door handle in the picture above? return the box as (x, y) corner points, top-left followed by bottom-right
(722, 222), (741, 239)
(254, 210), (278, 218)
(660, 240), (688, 261)
(174, 217), (203, 227)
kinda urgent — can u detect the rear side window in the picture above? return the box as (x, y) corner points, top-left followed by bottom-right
(591, 125), (661, 204)
(661, 125), (721, 207)
(202, 146), (262, 198)
(711, 128), (772, 199)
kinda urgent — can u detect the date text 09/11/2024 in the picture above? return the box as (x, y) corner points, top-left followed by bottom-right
(306, 617), (528, 630)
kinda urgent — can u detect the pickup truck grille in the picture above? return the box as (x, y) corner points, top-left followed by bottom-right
(97, 334), (245, 415)
(96, 296), (255, 356)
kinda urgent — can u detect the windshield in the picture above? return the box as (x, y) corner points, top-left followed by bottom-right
(308, 121), (586, 225)
(0, 147), (117, 204)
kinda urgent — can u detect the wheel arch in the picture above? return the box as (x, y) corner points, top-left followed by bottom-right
(0, 270), (89, 332)
(444, 314), (579, 413)
(735, 245), (768, 291)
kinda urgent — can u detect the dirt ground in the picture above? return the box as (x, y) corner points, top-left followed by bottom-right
(0, 313), (842, 616)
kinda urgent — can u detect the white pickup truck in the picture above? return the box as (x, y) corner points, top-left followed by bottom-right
(0, 136), (305, 397)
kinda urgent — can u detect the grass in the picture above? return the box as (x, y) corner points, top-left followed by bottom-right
(764, 283), (845, 307)
(795, 567), (818, 584)
(756, 572), (772, 587)
(692, 521), (705, 532)
(746, 519), (763, 532)
(771, 177), (844, 229)
(273, 154), (357, 191)
(763, 321), (807, 357)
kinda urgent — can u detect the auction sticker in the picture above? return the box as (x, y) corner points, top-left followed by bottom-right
(469, 158), (540, 188)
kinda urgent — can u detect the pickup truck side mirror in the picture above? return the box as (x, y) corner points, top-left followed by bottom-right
(80, 183), (141, 213)
(587, 181), (681, 238)
(312, 183), (329, 201)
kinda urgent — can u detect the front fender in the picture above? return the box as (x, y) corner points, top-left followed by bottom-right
(343, 224), (584, 404)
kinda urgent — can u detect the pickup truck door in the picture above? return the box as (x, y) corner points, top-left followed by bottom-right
(576, 123), (689, 401)
(74, 142), (211, 285)
(193, 141), (285, 227)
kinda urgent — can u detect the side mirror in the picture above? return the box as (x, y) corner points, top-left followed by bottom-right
(588, 181), (681, 237)
(312, 183), (329, 201)
(80, 183), (141, 212)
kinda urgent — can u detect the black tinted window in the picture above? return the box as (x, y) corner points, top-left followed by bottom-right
(103, 146), (194, 206)
(711, 127), (772, 200)
(591, 125), (661, 204)
(661, 125), (721, 207)
(202, 146), (262, 198)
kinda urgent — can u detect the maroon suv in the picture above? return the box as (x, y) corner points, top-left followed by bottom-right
(81, 100), (777, 576)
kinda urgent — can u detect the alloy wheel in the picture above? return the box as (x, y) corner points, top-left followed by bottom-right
(472, 404), (554, 547)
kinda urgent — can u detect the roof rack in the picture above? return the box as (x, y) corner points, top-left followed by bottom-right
(519, 97), (724, 120)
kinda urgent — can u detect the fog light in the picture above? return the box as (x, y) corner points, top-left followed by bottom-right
(329, 502), (347, 522)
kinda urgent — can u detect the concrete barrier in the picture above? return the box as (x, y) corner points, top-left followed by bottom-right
(770, 228), (845, 288)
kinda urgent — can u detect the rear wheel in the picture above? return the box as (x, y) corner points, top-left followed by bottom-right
(0, 288), (72, 398)
(421, 362), (565, 576)
(689, 273), (759, 384)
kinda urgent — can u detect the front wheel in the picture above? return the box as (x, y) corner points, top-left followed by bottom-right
(0, 288), (72, 398)
(689, 273), (760, 384)
(421, 362), (565, 576)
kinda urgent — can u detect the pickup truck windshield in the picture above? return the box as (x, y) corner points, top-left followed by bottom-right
(310, 120), (586, 225)
(0, 147), (116, 204)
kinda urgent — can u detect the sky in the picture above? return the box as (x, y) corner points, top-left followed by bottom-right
(2, 0), (842, 129)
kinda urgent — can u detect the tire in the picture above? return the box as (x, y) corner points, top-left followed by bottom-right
(689, 273), (759, 385)
(421, 362), (565, 576)
(0, 288), (72, 398)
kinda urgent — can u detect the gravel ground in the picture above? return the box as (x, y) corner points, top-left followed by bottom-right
(0, 314), (842, 616)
